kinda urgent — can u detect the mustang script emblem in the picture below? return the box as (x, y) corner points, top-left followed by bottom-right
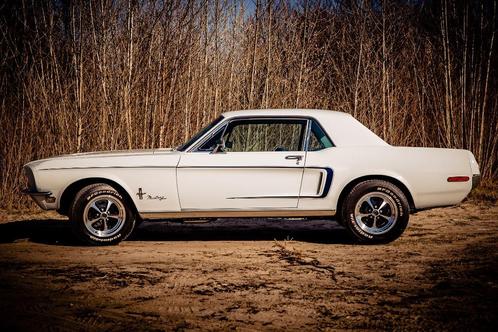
(146, 195), (167, 201)
(136, 188), (166, 201)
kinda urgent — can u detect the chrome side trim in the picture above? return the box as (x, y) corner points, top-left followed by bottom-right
(178, 166), (304, 169)
(140, 210), (336, 219)
(316, 171), (324, 194)
(226, 196), (300, 199)
(226, 195), (329, 199)
(39, 166), (176, 171)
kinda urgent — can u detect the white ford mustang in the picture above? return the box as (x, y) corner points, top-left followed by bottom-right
(23, 109), (480, 245)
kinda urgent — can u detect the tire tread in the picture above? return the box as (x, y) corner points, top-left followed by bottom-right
(339, 179), (409, 244)
(69, 183), (135, 245)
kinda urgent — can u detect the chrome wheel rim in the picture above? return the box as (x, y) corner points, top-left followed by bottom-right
(83, 195), (126, 238)
(354, 192), (398, 235)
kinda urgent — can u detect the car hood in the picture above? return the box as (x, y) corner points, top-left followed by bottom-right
(24, 148), (180, 170)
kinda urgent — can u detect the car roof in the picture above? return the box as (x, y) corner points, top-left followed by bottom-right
(221, 108), (352, 119)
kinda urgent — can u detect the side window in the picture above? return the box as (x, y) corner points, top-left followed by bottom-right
(308, 120), (333, 151)
(223, 119), (307, 152)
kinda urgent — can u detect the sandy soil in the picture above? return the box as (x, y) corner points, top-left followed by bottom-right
(0, 202), (497, 331)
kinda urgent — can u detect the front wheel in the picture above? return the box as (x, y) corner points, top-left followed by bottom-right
(339, 180), (409, 243)
(69, 184), (136, 245)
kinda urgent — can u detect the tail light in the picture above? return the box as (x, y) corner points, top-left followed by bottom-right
(447, 176), (470, 182)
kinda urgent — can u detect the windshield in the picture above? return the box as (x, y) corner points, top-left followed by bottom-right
(176, 116), (224, 151)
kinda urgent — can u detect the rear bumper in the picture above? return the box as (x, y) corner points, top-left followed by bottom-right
(472, 174), (481, 190)
(22, 189), (56, 210)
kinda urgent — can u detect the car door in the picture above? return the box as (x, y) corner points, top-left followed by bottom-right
(177, 118), (308, 210)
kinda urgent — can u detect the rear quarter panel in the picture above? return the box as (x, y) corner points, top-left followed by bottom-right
(302, 147), (473, 211)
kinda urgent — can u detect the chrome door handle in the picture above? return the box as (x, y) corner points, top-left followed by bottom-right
(285, 155), (303, 164)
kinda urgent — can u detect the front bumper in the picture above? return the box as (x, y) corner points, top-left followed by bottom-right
(22, 189), (56, 210)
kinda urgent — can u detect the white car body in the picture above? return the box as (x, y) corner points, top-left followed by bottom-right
(24, 109), (480, 220)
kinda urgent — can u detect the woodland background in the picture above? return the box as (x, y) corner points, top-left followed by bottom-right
(1, 0), (497, 209)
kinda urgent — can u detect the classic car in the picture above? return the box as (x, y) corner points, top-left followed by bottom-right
(23, 109), (481, 245)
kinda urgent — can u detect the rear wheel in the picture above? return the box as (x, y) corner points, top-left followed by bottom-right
(339, 180), (409, 243)
(69, 184), (135, 245)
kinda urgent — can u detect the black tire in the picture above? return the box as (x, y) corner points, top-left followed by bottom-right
(339, 180), (409, 244)
(69, 183), (136, 245)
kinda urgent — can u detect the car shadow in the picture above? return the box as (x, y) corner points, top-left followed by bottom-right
(0, 219), (74, 245)
(0, 218), (353, 246)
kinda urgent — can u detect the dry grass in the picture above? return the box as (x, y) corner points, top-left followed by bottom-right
(468, 181), (498, 204)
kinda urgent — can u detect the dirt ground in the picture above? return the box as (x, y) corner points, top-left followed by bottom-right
(0, 202), (497, 331)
